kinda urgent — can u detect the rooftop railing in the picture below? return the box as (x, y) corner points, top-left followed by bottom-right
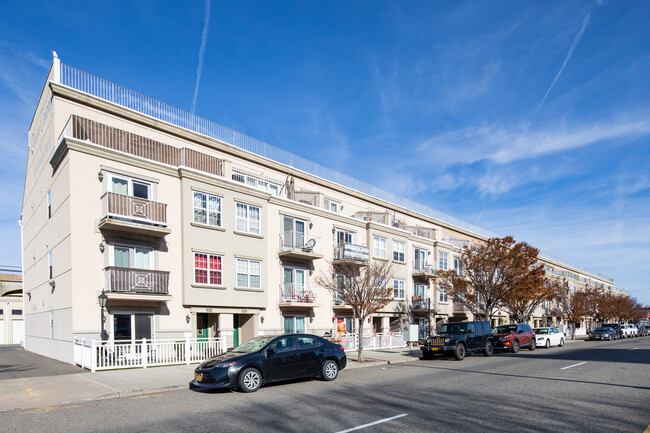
(57, 63), (613, 284)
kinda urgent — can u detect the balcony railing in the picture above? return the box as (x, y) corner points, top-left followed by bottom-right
(334, 243), (369, 262)
(412, 296), (434, 310)
(101, 192), (167, 226)
(279, 230), (322, 257)
(104, 267), (170, 295)
(413, 262), (435, 275)
(453, 302), (470, 312)
(280, 283), (316, 303)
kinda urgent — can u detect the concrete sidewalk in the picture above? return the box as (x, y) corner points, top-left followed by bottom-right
(0, 348), (419, 413)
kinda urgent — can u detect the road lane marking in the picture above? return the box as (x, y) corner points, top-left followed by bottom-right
(335, 414), (408, 433)
(561, 362), (587, 370)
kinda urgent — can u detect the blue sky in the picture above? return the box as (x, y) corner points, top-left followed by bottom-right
(1, 1), (649, 304)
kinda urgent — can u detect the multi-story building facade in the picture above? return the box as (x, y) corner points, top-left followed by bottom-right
(0, 273), (23, 345)
(22, 56), (619, 363)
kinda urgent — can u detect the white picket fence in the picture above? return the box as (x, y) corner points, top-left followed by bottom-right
(334, 332), (406, 352)
(73, 337), (226, 372)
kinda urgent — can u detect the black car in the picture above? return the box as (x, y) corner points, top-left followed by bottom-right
(602, 323), (624, 339)
(191, 334), (346, 392)
(588, 327), (618, 341)
(421, 321), (494, 361)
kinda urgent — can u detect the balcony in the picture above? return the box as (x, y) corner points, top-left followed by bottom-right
(412, 262), (435, 279)
(279, 283), (318, 307)
(333, 243), (369, 264)
(453, 302), (470, 313)
(104, 267), (170, 301)
(99, 192), (171, 237)
(278, 231), (323, 261)
(412, 296), (435, 311)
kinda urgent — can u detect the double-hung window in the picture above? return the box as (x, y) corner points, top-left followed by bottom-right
(439, 252), (448, 271)
(373, 236), (387, 259)
(113, 245), (152, 269)
(193, 192), (221, 227)
(194, 253), (223, 285)
(236, 203), (261, 234)
(110, 174), (150, 200)
(393, 279), (405, 299)
(439, 287), (448, 303)
(236, 258), (261, 289)
(454, 257), (461, 275)
(393, 241), (405, 262)
(324, 198), (341, 213)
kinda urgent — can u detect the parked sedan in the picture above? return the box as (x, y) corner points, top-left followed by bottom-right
(533, 327), (565, 348)
(588, 327), (618, 341)
(191, 334), (346, 392)
(639, 326), (650, 337)
(493, 324), (536, 352)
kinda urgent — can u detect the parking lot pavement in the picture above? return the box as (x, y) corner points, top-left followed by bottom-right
(0, 346), (84, 380)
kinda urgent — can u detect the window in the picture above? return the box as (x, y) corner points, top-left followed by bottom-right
(283, 267), (308, 300)
(236, 203), (261, 234)
(113, 313), (153, 341)
(373, 236), (387, 259)
(454, 257), (461, 275)
(48, 251), (53, 279)
(393, 241), (405, 262)
(324, 198), (340, 213)
(335, 229), (354, 244)
(439, 252), (448, 271)
(47, 190), (51, 219)
(193, 192), (221, 227)
(232, 168), (282, 196)
(414, 248), (427, 272)
(237, 258), (261, 288)
(439, 287), (448, 303)
(297, 335), (321, 349)
(113, 245), (151, 269)
(393, 279), (405, 299)
(11, 309), (22, 315)
(414, 283), (426, 299)
(110, 174), (150, 199)
(283, 317), (306, 334)
(283, 216), (307, 249)
(194, 253), (223, 285)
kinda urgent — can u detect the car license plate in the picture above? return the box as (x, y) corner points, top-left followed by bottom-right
(195, 373), (202, 381)
(430, 347), (439, 351)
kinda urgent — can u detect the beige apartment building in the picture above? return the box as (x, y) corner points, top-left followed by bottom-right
(22, 56), (618, 364)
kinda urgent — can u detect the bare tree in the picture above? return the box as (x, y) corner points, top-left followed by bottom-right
(557, 288), (591, 340)
(316, 260), (394, 361)
(502, 273), (560, 323)
(437, 236), (543, 322)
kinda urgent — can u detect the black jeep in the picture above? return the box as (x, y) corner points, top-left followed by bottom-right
(421, 321), (494, 361)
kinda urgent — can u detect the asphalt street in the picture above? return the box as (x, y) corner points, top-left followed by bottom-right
(0, 337), (648, 433)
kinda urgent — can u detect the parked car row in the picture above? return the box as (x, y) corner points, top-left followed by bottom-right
(590, 323), (649, 341)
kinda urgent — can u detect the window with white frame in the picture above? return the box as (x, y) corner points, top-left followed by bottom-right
(48, 251), (53, 279)
(335, 229), (354, 244)
(393, 279), (405, 299)
(373, 236), (387, 259)
(194, 252), (223, 285)
(454, 257), (461, 275)
(236, 258), (261, 289)
(439, 252), (448, 271)
(193, 192), (222, 227)
(236, 203), (261, 234)
(393, 240), (405, 262)
(112, 245), (152, 269)
(439, 287), (448, 303)
(109, 173), (151, 200)
(324, 198), (341, 213)
(232, 168), (282, 196)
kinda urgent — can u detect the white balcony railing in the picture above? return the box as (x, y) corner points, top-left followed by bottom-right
(413, 261), (435, 274)
(334, 243), (369, 262)
(280, 283), (316, 303)
(74, 337), (225, 372)
(279, 230), (321, 255)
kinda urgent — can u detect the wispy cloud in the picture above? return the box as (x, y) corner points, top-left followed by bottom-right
(191, 0), (211, 115)
(535, 14), (591, 114)
(0, 40), (49, 69)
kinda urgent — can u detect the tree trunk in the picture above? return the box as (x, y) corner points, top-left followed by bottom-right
(357, 321), (364, 361)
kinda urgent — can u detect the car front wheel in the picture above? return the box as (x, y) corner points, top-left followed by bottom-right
(529, 338), (536, 351)
(321, 360), (339, 381)
(559, 338), (565, 347)
(454, 343), (466, 361)
(238, 368), (262, 393)
(511, 340), (519, 353)
(545, 339), (550, 348)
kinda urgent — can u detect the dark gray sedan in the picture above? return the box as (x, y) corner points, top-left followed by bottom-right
(588, 327), (618, 341)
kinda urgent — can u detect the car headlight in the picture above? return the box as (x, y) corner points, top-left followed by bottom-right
(216, 361), (237, 369)
(500, 336), (510, 341)
(444, 338), (452, 345)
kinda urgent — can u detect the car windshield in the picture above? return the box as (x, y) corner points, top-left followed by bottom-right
(494, 325), (517, 334)
(440, 323), (467, 334)
(594, 328), (609, 332)
(534, 328), (549, 334)
(232, 336), (277, 353)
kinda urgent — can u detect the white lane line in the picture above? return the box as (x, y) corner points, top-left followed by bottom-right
(627, 348), (639, 351)
(561, 361), (587, 370)
(335, 414), (408, 433)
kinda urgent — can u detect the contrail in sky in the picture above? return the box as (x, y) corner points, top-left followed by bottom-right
(535, 13), (590, 114)
(191, 0), (211, 115)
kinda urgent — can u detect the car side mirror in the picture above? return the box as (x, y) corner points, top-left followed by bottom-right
(266, 348), (276, 356)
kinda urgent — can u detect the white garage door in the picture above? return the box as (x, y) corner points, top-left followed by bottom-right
(12, 320), (24, 346)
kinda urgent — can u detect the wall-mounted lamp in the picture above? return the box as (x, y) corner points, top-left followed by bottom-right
(98, 171), (104, 182)
(99, 242), (105, 253)
(260, 316), (265, 324)
(310, 316), (314, 323)
(309, 222), (313, 229)
(27, 292), (32, 301)
(332, 228), (336, 234)
(186, 314), (191, 324)
(49, 280), (56, 292)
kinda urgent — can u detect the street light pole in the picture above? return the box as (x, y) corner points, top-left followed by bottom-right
(98, 290), (108, 340)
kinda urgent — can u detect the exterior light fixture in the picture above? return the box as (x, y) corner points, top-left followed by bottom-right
(186, 314), (191, 324)
(98, 171), (104, 182)
(99, 242), (105, 253)
(98, 290), (108, 309)
(260, 316), (265, 324)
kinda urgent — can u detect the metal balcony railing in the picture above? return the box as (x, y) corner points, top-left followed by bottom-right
(101, 192), (167, 226)
(280, 283), (316, 303)
(334, 243), (369, 262)
(413, 262), (435, 274)
(104, 267), (170, 294)
(411, 296), (435, 310)
(279, 230), (321, 255)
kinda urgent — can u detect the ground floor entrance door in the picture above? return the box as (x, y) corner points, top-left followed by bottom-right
(197, 313), (208, 341)
(233, 314), (240, 347)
